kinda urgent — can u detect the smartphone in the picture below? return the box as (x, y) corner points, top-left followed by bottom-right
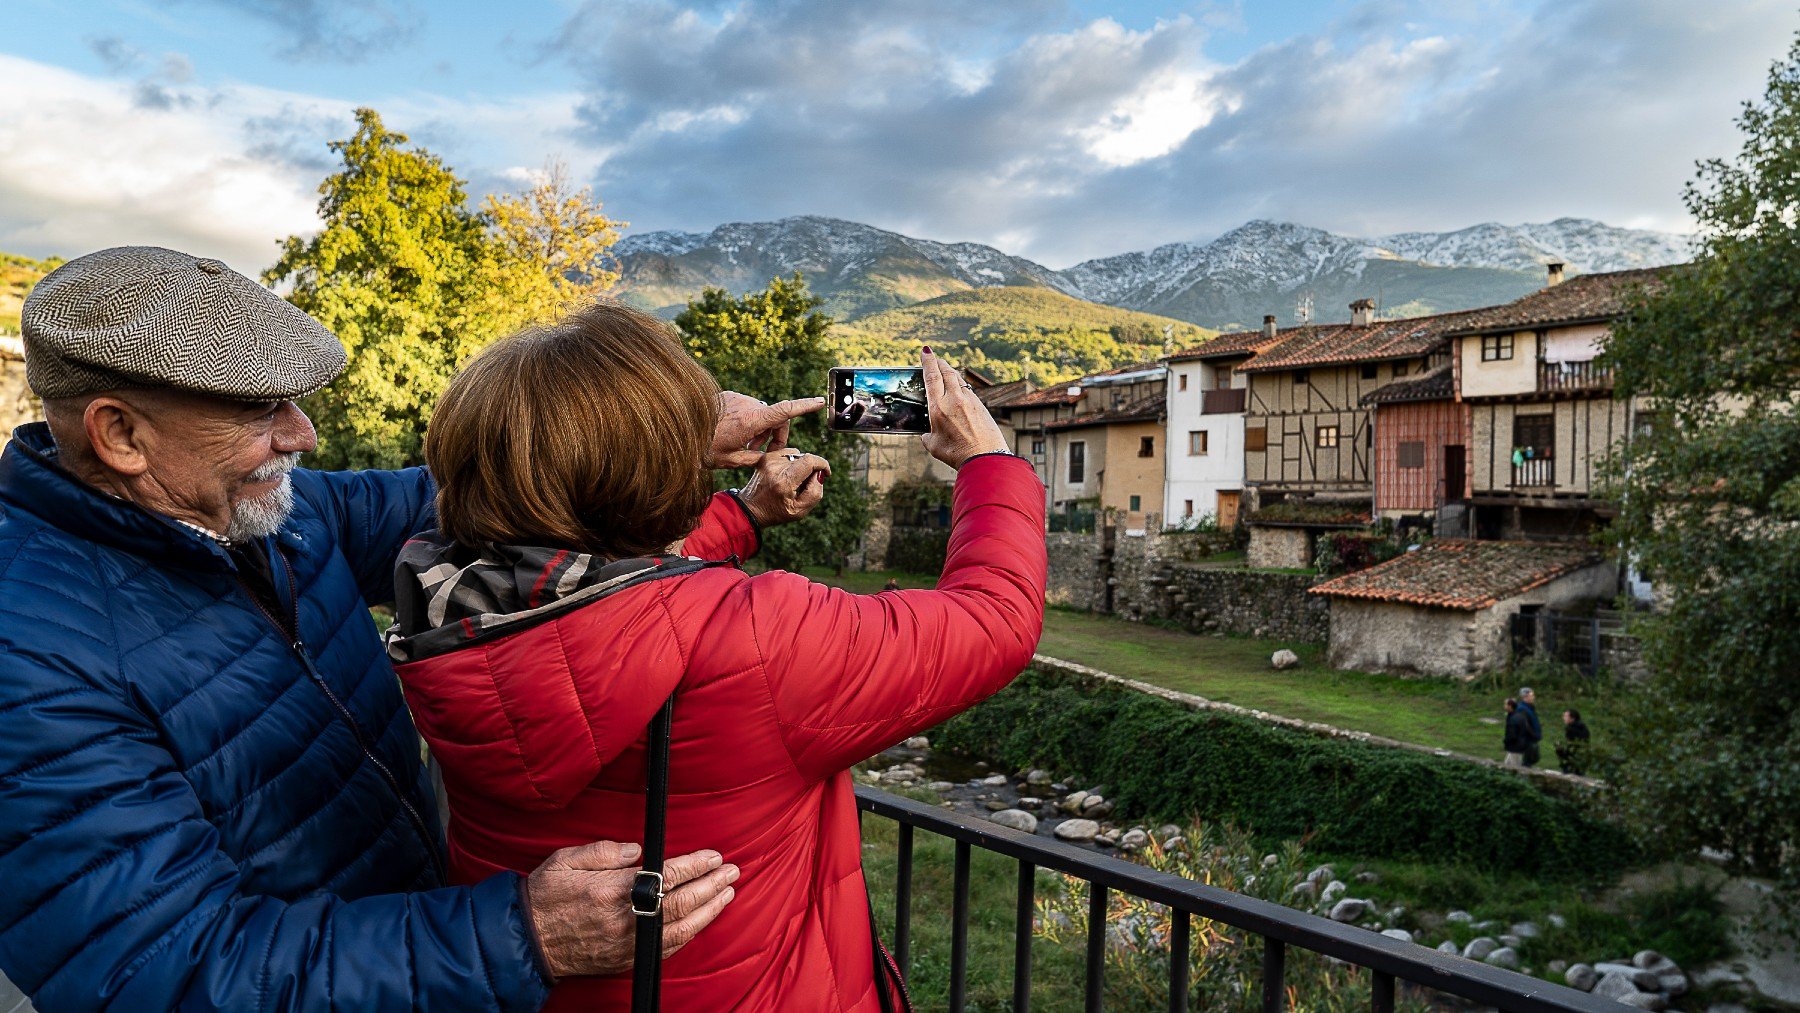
(827, 367), (931, 434)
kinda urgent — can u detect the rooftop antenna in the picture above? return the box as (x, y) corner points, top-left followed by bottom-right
(1161, 323), (1174, 356)
(1296, 292), (1314, 326)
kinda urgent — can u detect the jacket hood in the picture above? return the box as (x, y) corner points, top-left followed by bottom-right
(387, 532), (725, 809)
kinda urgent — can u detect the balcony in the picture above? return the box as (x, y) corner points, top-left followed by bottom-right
(1537, 360), (1613, 393)
(857, 785), (1615, 1011)
(1201, 387), (1246, 415)
(1511, 457), (1556, 489)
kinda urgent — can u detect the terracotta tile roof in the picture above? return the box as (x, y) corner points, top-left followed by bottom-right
(976, 378), (1032, 408)
(993, 360), (1163, 409)
(1044, 392), (1165, 430)
(1443, 266), (1683, 337)
(1362, 364), (1454, 405)
(1236, 309), (1486, 374)
(1168, 329), (1278, 361)
(1308, 539), (1606, 610)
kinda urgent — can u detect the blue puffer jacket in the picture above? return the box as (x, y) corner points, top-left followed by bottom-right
(0, 423), (550, 1012)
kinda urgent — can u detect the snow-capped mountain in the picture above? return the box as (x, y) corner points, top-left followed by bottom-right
(613, 215), (1689, 329)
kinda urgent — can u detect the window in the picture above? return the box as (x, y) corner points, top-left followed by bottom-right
(1292, 370), (1309, 385)
(1178, 373), (1189, 392)
(1398, 441), (1426, 469)
(1068, 441), (1086, 483)
(1184, 499), (1194, 517)
(1138, 436), (1155, 457)
(1514, 414), (1555, 457)
(1360, 364), (1378, 380)
(1129, 495), (1141, 512)
(1317, 425), (1339, 448)
(1031, 439), (1044, 455)
(1392, 361), (1408, 378)
(1188, 431), (1208, 455)
(1245, 427), (1268, 452)
(1213, 365), (1233, 389)
(1482, 334), (1515, 361)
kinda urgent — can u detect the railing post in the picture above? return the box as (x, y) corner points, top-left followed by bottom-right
(1169, 911), (1190, 1013)
(1372, 970), (1395, 1013)
(1014, 861), (1034, 1012)
(950, 840), (971, 1012)
(1086, 883), (1108, 1012)
(1262, 938), (1286, 1013)
(895, 823), (913, 975)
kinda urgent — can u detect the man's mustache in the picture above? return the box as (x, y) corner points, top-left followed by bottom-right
(248, 454), (301, 484)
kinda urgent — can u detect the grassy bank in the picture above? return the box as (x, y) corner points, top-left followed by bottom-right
(802, 567), (1624, 763)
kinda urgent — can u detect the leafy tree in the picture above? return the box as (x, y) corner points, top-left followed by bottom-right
(677, 275), (871, 570)
(1604, 37), (1800, 934)
(267, 108), (490, 468)
(475, 162), (626, 336)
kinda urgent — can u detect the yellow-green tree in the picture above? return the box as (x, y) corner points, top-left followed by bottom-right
(474, 163), (626, 337)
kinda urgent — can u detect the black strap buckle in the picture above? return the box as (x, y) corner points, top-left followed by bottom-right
(630, 870), (665, 918)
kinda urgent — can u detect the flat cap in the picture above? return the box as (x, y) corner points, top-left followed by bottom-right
(22, 246), (347, 400)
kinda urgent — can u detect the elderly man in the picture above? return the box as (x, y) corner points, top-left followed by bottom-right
(0, 247), (823, 1011)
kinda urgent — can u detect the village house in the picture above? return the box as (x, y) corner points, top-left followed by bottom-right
(1162, 319), (1278, 530)
(993, 362), (1166, 527)
(1363, 362), (1467, 527)
(1234, 300), (1482, 566)
(1442, 264), (1673, 543)
(1308, 539), (1616, 678)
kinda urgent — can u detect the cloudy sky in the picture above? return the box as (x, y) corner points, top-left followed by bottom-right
(1, 0), (1792, 270)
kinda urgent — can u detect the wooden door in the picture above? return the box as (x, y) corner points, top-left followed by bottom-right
(1217, 490), (1241, 530)
(1443, 445), (1467, 503)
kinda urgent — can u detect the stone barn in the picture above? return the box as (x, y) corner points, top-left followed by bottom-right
(1308, 540), (1616, 677)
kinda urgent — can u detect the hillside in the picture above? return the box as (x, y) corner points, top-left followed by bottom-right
(830, 287), (1216, 385)
(615, 215), (1691, 331)
(1, 252), (59, 335)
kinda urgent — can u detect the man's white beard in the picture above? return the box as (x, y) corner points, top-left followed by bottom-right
(227, 455), (300, 542)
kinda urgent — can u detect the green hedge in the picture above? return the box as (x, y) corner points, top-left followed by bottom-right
(886, 525), (950, 574)
(936, 667), (1636, 880)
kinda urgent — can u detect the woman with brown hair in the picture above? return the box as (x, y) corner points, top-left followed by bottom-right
(387, 303), (1047, 1010)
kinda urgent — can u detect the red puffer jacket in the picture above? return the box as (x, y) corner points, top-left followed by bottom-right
(389, 454), (1046, 1010)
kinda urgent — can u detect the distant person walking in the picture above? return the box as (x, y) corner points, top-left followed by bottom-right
(1556, 709), (1591, 775)
(1502, 697), (1526, 766)
(1515, 687), (1544, 768)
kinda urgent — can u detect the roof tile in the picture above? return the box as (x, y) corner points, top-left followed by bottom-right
(1308, 539), (1606, 610)
(1443, 266), (1682, 336)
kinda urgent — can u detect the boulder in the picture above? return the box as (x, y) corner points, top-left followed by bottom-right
(1271, 649), (1300, 669)
(1618, 992), (1668, 1010)
(1354, 871), (1381, 884)
(1546, 913), (1567, 929)
(1162, 836), (1186, 852)
(1118, 829), (1150, 851)
(1437, 941), (1460, 955)
(1061, 790), (1089, 812)
(1462, 937), (1500, 961)
(1380, 928), (1414, 944)
(1445, 910), (1474, 924)
(1054, 819), (1100, 843)
(1594, 963), (1661, 991)
(1657, 972), (1689, 997)
(1510, 921), (1541, 939)
(988, 809), (1039, 833)
(1158, 824), (1183, 842)
(929, 781), (956, 792)
(1499, 934), (1522, 948)
(1262, 854), (1280, 867)
(1563, 964), (1597, 991)
(1547, 960), (1568, 975)
(983, 800), (1008, 812)
(981, 773), (1009, 787)
(1289, 881), (1318, 901)
(1095, 832), (1118, 848)
(1484, 947), (1521, 970)
(1693, 967), (1745, 988)
(1305, 864), (1335, 884)
(1594, 972), (1665, 1008)
(1025, 769), (1053, 785)
(1017, 797), (1043, 810)
(904, 736), (930, 749)
(1328, 899), (1369, 923)
(1083, 799), (1115, 819)
(1319, 880), (1348, 904)
(1632, 951), (1665, 970)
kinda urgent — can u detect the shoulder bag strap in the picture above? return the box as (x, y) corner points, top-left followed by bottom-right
(630, 694), (676, 1013)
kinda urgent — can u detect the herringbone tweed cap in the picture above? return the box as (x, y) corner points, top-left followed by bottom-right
(22, 246), (347, 400)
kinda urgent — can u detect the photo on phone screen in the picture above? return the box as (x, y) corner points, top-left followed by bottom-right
(827, 367), (931, 434)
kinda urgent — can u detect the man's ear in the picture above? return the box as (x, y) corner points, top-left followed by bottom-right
(83, 397), (152, 477)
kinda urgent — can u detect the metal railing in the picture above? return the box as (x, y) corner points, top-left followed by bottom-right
(1201, 388), (1247, 415)
(1537, 360), (1613, 392)
(857, 785), (1616, 1012)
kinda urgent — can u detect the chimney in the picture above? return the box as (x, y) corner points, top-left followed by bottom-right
(1262, 314), (1277, 339)
(1350, 298), (1375, 327)
(1546, 261), (1565, 287)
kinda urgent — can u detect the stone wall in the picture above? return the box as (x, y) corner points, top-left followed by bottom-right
(0, 356), (38, 441)
(1247, 525), (1313, 569)
(1045, 520), (1329, 643)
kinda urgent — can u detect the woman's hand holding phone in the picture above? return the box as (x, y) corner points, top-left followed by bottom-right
(738, 449), (831, 528)
(919, 347), (1011, 470)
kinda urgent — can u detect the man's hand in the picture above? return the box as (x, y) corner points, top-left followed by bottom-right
(524, 841), (739, 980)
(711, 392), (827, 468)
(738, 449), (830, 528)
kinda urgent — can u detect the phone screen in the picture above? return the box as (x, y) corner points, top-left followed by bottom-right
(827, 367), (931, 434)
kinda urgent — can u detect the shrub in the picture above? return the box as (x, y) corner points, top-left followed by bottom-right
(936, 667), (1636, 879)
(885, 526), (950, 574)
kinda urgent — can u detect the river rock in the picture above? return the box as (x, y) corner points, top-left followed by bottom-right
(1095, 832), (1118, 848)
(1380, 928), (1413, 944)
(1271, 649), (1300, 669)
(1462, 937), (1500, 961)
(1328, 899), (1369, 923)
(1484, 947), (1521, 970)
(1618, 992), (1668, 1010)
(1499, 934), (1522, 948)
(981, 773), (1008, 787)
(1594, 963), (1661, 991)
(974, 761), (988, 770)
(1632, 950), (1665, 970)
(1290, 881), (1317, 901)
(1054, 819), (1100, 843)
(1445, 910), (1473, 924)
(1262, 854), (1279, 867)
(1305, 864), (1334, 884)
(1319, 880), (1347, 904)
(1693, 967), (1745, 988)
(1061, 791), (1089, 812)
(1118, 829), (1150, 851)
(904, 736), (930, 749)
(1162, 836), (1185, 852)
(1437, 941), (1459, 955)
(988, 809), (1038, 833)
(1050, 782), (1069, 793)
(929, 781), (955, 792)
(1547, 960), (1568, 975)
(1595, 971), (1665, 1007)
(1354, 871), (1381, 884)
(1025, 769), (1053, 785)
(983, 800), (1008, 811)
(1563, 964), (1598, 991)
(1546, 912), (1566, 929)
(1085, 801), (1115, 818)
(1510, 921), (1541, 939)
(1158, 824), (1182, 842)
(1080, 794), (1107, 811)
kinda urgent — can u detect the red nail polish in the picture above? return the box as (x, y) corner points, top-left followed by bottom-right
(923, 345), (932, 354)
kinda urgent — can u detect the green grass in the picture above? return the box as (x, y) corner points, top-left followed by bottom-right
(804, 569), (1625, 762)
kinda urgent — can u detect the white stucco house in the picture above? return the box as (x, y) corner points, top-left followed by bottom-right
(1162, 321), (1277, 531)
